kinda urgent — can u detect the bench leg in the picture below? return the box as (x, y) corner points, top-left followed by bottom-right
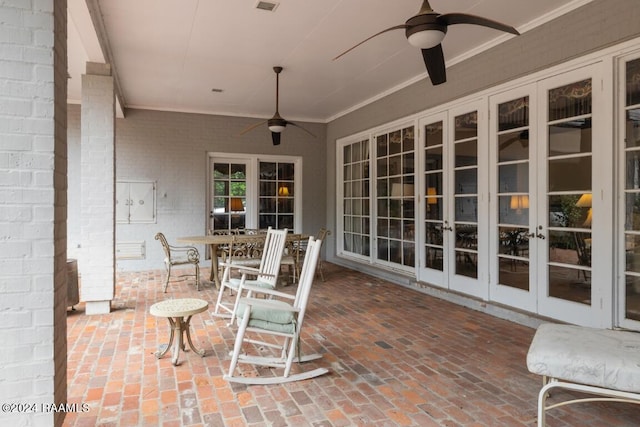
(537, 378), (640, 427)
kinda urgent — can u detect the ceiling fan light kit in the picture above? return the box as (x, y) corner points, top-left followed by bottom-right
(334, 0), (519, 86)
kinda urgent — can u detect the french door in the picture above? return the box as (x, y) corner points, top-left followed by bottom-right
(417, 100), (488, 298)
(535, 65), (610, 327)
(619, 53), (640, 329)
(489, 64), (610, 326)
(489, 84), (539, 313)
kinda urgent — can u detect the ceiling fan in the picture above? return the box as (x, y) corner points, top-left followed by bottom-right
(334, 0), (520, 85)
(239, 66), (315, 146)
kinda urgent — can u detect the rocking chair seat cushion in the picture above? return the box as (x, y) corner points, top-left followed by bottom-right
(235, 300), (296, 334)
(228, 277), (274, 290)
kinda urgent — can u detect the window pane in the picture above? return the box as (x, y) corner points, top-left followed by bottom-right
(498, 96), (529, 131)
(455, 111), (478, 140)
(548, 119), (592, 156)
(626, 58), (640, 107)
(548, 79), (592, 121)
(548, 157), (591, 192)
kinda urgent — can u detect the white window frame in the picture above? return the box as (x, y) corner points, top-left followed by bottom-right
(207, 152), (303, 232)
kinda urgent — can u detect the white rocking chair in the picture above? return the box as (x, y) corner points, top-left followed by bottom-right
(224, 236), (329, 384)
(213, 227), (287, 325)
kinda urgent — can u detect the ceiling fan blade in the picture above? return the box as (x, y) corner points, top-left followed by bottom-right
(499, 136), (519, 150)
(499, 130), (529, 150)
(421, 44), (446, 85)
(286, 121), (316, 138)
(238, 120), (268, 136)
(333, 25), (408, 60)
(271, 131), (281, 146)
(438, 13), (519, 35)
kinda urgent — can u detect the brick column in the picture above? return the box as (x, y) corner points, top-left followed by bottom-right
(0, 0), (68, 425)
(80, 62), (116, 315)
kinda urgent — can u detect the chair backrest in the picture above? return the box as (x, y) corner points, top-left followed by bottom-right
(155, 232), (171, 259)
(292, 237), (322, 327)
(316, 228), (330, 242)
(254, 227), (288, 286)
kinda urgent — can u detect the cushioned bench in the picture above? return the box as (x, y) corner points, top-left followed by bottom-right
(526, 323), (640, 427)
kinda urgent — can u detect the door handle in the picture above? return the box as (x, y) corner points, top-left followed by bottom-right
(537, 233), (546, 239)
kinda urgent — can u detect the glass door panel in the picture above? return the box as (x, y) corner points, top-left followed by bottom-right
(423, 119), (446, 277)
(545, 79), (593, 305)
(622, 56), (640, 325)
(375, 126), (416, 269)
(489, 86), (538, 313)
(211, 161), (248, 232)
(453, 111), (479, 279)
(341, 139), (371, 258)
(537, 64), (607, 327)
(497, 96), (532, 291)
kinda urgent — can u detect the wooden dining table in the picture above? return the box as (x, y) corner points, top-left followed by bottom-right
(177, 232), (308, 289)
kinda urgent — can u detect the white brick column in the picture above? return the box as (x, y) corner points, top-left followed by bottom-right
(80, 62), (115, 315)
(0, 0), (68, 426)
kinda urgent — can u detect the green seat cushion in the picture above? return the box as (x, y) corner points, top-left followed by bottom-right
(236, 300), (296, 334)
(228, 278), (274, 289)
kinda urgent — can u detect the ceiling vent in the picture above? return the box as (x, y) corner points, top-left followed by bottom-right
(255, 1), (279, 12)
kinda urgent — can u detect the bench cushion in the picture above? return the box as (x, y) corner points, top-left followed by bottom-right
(527, 323), (640, 393)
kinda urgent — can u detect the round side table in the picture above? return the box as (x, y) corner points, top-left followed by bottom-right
(150, 298), (208, 366)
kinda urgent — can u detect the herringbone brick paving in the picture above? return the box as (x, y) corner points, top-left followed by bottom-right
(63, 264), (640, 426)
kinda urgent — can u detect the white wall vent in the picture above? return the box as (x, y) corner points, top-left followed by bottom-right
(116, 241), (146, 260)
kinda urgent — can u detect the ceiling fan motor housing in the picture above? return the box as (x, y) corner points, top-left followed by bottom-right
(405, 14), (447, 48)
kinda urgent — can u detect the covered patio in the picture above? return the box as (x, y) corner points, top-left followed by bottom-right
(63, 264), (640, 426)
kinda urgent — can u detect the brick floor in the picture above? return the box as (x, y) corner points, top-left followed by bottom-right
(63, 264), (640, 426)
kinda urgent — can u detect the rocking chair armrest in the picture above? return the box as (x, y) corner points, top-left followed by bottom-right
(239, 297), (300, 312)
(238, 269), (275, 278)
(240, 284), (295, 300)
(219, 263), (261, 274)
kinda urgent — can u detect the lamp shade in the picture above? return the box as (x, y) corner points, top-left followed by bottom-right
(576, 193), (592, 207)
(427, 187), (437, 204)
(583, 208), (593, 227)
(278, 185), (290, 197)
(268, 124), (285, 133)
(407, 29), (446, 49)
(510, 195), (529, 210)
(229, 198), (244, 212)
(391, 183), (414, 198)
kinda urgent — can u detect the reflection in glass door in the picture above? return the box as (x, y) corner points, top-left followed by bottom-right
(490, 88), (537, 312)
(545, 78), (593, 305)
(453, 111), (479, 279)
(496, 96), (531, 292)
(210, 161), (248, 232)
(375, 126), (415, 268)
(423, 120), (445, 276)
(622, 57), (640, 324)
(258, 161), (295, 230)
(537, 66), (608, 327)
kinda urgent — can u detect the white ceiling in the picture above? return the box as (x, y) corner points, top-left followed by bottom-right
(67, 0), (591, 123)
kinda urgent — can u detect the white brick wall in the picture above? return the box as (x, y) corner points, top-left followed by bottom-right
(80, 64), (115, 313)
(0, 0), (67, 426)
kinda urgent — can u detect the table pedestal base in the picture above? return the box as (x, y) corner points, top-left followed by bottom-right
(155, 315), (206, 366)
